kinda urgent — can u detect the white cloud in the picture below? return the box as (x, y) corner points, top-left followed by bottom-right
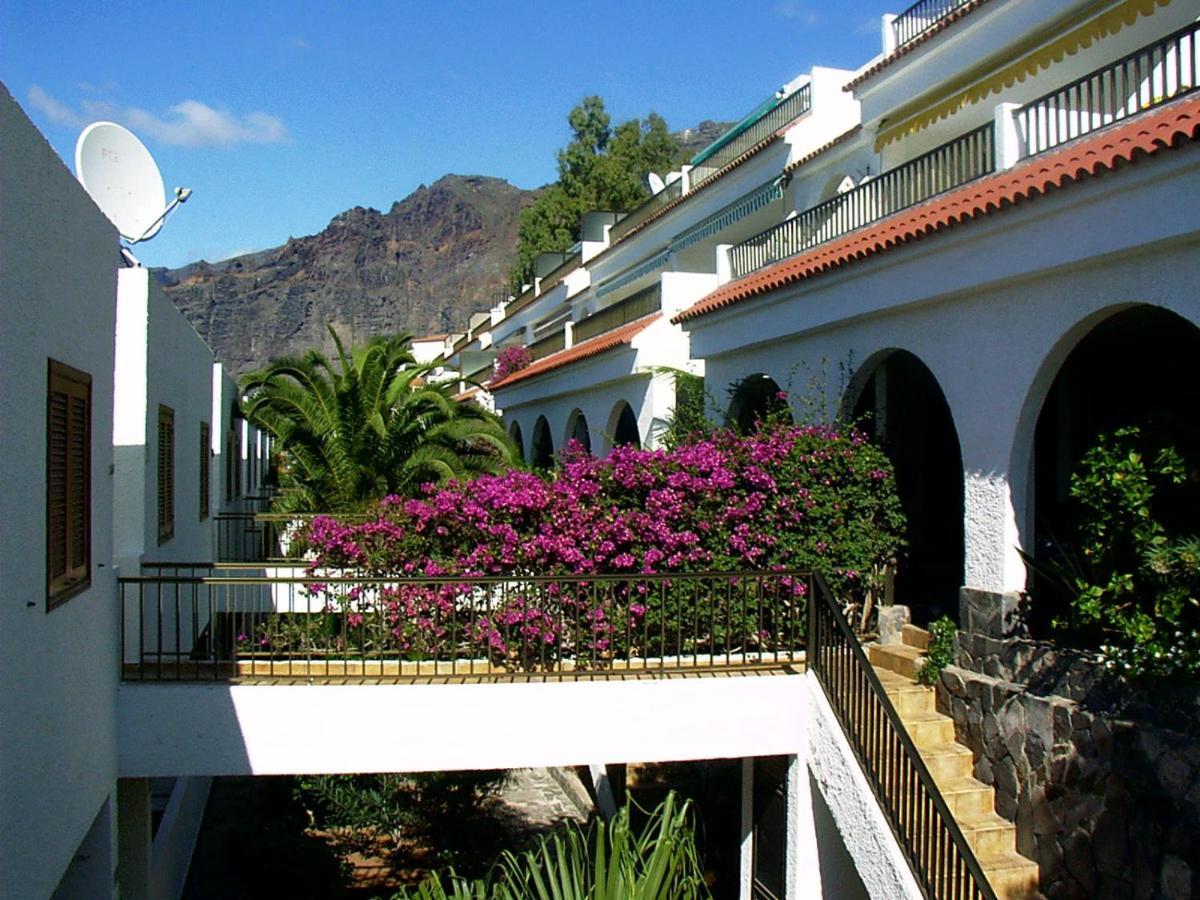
(287, 35), (311, 50)
(26, 85), (289, 148)
(27, 85), (85, 127)
(772, 1), (821, 25)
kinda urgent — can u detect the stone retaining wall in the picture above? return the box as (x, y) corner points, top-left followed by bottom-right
(938, 633), (1200, 899)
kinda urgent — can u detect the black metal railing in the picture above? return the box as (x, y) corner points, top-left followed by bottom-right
(730, 122), (994, 279)
(528, 327), (566, 362)
(215, 512), (371, 563)
(808, 575), (997, 900)
(892, 0), (975, 50)
(1016, 20), (1200, 156)
(689, 84), (812, 190)
(609, 179), (685, 244)
(572, 284), (662, 344)
(119, 570), (809, 681)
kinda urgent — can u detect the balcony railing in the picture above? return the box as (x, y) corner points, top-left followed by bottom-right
(528, 327), (566, 361)
(689, 83), (812, 190)
(536, 250), (582, 293)
(730, 123), (994, 279)
(892, 0), (975, 50)
(1016, 19), (1200, 156)
(215, 512), (371, 563)
(572, 284), (662, 344)
(609, 178), (685, 245)
(808, 575), (998, 900)
(119, 570), (810, 681)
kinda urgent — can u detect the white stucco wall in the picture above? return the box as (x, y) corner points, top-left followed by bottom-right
(118, 676), (807, 777)
(114, 268), (216, 569)
(0, 83), (121, 899)
(686, 143), (1200, 594)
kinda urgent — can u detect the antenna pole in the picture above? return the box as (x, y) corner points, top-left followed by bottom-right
(129, 187), (192, 245)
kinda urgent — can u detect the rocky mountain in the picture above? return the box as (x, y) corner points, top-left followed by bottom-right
(158, 123), (735, 376)
(158, 174), (536, 376)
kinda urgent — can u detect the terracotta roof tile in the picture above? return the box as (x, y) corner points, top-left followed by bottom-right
(452, 386), (481, 403)
(675, 98), (1200, 324)
(845, 0), (992, 91)
(490, 313), (661, 391)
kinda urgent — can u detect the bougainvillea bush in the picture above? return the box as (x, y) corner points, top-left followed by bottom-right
(292, 424), (904, 670)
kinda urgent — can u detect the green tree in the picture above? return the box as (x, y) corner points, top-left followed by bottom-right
(241, 326), (516, 513)
(511, 97), (679, 289)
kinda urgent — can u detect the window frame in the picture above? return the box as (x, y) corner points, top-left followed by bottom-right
(157, 404), (175, 544)
(46, 359), (91, 609)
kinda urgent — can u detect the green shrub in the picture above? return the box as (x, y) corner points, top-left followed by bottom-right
(916, 616), (956, 685)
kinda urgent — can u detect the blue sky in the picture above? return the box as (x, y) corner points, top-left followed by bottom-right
(3, 1), (893, 269)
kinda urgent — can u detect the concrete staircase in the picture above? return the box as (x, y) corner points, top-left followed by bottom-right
(868, 625), (1040, 900)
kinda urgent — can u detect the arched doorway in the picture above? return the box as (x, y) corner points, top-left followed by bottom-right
(508, 421), (524, 464)
(531, 416), (554, 469)
(850, 350), (964, 624)
(727, 373), (787, 434)
(1029, 305), (1200, 635)
(566, 409), (592, 454)
(609, 401), (640, 449)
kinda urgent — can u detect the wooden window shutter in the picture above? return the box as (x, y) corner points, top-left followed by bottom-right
(199, 421), (211, 520)
(47, 360), (91, 608)
(158, 405), (175, 543)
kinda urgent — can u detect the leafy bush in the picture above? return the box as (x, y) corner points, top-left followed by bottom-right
(392, 791), (709, 900)
(916, 616), (956, 685)
(491, 346), (533, 384)
(1029, 427), (1200, 678)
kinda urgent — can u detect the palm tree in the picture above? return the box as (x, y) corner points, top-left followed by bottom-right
(241, 326), (515, 513)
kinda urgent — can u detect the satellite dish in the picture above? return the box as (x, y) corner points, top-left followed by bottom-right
(647, 172), (666, 195)
(75, 121), (191, 245)
(664, 171), (681, 186)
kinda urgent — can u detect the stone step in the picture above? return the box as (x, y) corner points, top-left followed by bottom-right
(902, 710), (957, 748)
(920, 742), (975, 783)
(902, 623), (930, 650)
(876, 668), (936, 715)
(868, 642), (925, 679)
(959, 809), (1018, 857)
(977, 850), (1041, 899)
(937, 776), (996, 819)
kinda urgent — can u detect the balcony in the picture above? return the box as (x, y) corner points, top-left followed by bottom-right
(891, 0), (976, 50)
(728, 21), (1200, 283)
(689, 83), (813, 190)
(730, 122), (995, 279)
(572, 283), (662, 344)
(608, 178), (685, 245)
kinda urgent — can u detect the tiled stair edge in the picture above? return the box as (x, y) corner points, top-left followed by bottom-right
(805, 671), (925, 900)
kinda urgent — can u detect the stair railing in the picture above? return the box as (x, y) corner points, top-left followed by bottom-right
(808, 575), (998, 900)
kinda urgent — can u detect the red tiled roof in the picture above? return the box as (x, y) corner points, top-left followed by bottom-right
(452, 386), (480, 403)
(844, 0), (992, 91)
(490, 313), (661, 391)
(674, 98), (1200, 324)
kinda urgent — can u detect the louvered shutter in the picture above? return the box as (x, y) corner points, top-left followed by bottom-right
(47, 360), (90, 607)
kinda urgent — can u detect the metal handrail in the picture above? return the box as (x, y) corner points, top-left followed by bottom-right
(1016, 19), (1200, 156)
(119, 569), (811, 682)
(892, 0), (975, 49)
(730, 122), (994, 279)
(689, 83), (812, 190)
(808, 574), (997, 900)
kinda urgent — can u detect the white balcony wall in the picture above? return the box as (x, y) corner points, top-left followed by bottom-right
(0, 83), (121, 900)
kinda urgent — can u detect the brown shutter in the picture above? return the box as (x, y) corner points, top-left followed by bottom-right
(47, 360), (91, 608)
(199, 421), (211, 520)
